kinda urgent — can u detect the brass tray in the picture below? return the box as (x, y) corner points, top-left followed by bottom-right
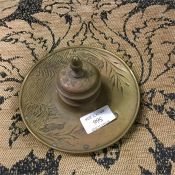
(20, 46), (140, 153)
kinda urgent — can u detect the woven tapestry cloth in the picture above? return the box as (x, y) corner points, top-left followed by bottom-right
(0, 0), (175, 174)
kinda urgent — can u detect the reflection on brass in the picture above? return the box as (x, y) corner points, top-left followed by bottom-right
(20, 46), (140, 153)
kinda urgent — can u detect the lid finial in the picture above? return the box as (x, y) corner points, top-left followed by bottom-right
(70, 56), (84, 78)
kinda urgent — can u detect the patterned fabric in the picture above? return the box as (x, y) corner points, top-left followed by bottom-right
(0, 0), (174, 174)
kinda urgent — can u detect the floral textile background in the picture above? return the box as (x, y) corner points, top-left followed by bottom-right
(0, 0), (175, 174)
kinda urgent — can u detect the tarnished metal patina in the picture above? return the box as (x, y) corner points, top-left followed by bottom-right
(57, 56), (101, 107)
(20, 46), (140, 153)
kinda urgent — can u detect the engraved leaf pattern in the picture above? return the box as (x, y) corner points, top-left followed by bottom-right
(104, 59), (130, 94)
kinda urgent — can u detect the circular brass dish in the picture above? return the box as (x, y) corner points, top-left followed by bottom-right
(20, 46), (140, 153)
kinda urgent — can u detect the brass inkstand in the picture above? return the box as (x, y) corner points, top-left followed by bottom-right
(20, 47), (140, 153)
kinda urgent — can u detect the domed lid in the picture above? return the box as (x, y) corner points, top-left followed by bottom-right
(57, 56), (101, 100)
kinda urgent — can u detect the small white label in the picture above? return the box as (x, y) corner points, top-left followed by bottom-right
(80, 105), (117, 134)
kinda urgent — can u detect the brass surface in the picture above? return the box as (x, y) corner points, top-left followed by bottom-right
(20, 46), (140, 153)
